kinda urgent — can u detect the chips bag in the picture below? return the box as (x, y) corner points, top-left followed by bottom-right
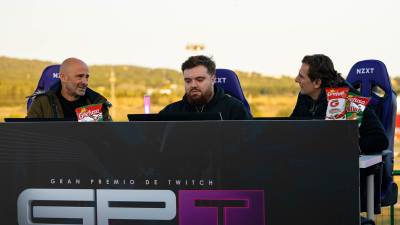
(325, 87), (349, 120)
(75, 103), (104, 122)
(346, 92), (370, 126)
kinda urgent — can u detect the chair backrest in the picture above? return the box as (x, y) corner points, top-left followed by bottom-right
(346, 59), (397, 205)
(346, 60), (396, 147)
(215, 69), (252, 115)
(27, 65), (61, 111)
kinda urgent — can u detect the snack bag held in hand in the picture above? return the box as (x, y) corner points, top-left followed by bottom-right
(325, 87), (349, 120)
(346, 92), (370, 126)
(75, 103), (104, 122)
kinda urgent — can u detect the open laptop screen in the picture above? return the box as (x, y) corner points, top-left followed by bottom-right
(4, 118), (73, 122)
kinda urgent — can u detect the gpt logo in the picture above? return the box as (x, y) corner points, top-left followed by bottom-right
(18, 189), (265, 225)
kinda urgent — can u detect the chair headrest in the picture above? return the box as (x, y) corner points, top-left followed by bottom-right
(346, 59), (395, 132)
(27, 65), (61, 112)
(215, 69), (251, 114)
(36, 64), (61, 92)
(346, 60), (392, 105)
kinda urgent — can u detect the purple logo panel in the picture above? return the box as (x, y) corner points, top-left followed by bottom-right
(179, 190), (265, 225)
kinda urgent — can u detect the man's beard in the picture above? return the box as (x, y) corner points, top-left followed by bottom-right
(186, 88), (213, 105)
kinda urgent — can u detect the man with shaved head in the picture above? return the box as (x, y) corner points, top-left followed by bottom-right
(27, 57), (112, 120)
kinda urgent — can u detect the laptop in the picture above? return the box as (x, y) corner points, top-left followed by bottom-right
(4, 118), (74, 122)
(127, 112), (223, 121)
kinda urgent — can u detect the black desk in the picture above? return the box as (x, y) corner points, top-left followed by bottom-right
(0, 121), (359, 225)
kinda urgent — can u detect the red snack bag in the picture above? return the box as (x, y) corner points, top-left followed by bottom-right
(75, 103), (104, 122)
(346, 92), (370, 126)
(325, 87), (349, 120)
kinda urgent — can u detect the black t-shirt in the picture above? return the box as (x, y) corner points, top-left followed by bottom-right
(57, 91), (88, 120)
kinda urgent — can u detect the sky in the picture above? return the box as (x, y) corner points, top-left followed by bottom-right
(1, 0), (399, 76)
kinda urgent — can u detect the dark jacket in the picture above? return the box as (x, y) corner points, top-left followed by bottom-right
(160, 85), (252, 120)
(27, 82), (112, 121)
(291, 84), (388, 154)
